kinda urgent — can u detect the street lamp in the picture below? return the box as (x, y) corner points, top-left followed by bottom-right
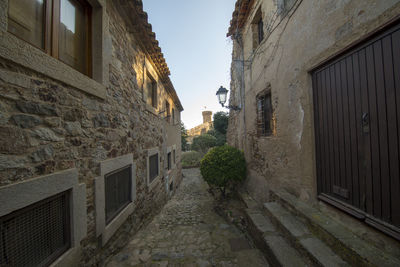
(216, 86), (241, 111)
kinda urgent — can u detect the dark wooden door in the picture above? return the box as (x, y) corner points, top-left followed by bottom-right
(312, 21), (400, 240)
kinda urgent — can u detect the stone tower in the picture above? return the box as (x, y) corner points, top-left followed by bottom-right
(202, 111), (212, 123)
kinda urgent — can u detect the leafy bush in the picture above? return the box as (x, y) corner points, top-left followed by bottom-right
(181, 122), (189, 151)
(200, 145), (246, 196)
(207, 129), (226, 146)
(213, 111), (229, 135)
(191, 134), (217, 153)
(181, 151), (203, 168)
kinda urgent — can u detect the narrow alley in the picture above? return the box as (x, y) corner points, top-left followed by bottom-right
(106, 169), (268, 266)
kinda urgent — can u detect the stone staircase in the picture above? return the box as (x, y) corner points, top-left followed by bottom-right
(240, 190), (400, 267)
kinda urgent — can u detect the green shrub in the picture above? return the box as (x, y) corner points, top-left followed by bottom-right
(191, 134), (217, 153)
(213, 111), (229, 135)
(200, 145), (246, 196)
(181, 151), (203, 168)
(207, 129), (226, 146)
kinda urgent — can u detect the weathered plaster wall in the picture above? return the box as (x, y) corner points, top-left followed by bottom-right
(227, 0), (400, 203)
(0, 1), (182, 266)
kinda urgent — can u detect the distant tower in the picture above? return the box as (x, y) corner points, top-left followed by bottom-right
(202, 111), (212, 123)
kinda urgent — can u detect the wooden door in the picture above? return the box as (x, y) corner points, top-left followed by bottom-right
(312, 20), (400, 240)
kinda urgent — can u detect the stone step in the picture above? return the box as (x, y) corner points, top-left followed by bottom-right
(263, 202), (348, 267)
(269, 190), (400, 267)
(245, 208), (309, 267)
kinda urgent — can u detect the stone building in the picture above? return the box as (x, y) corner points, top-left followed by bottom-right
(0, 0), (183, 266)
(187, 111), (213, 144)
(227, 0), (400, 241)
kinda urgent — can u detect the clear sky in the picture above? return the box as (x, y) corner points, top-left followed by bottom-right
(142, 0), (236, 129)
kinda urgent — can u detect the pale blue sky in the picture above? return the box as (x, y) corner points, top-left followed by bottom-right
(142, 0), (236, 129)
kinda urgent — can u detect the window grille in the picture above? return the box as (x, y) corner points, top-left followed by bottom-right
(0, 191), (71, 267)
(257, 92), (272, 136)
(105, 165), (132, 224)
(167, 152), (172, 170)
(149, 154), (159, 183)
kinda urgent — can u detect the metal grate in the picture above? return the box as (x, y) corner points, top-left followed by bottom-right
(105, 165), (132, 224)
(149, 154), (159, 183)
(0, 191), (71, 267)
(257, 92), (272, 136)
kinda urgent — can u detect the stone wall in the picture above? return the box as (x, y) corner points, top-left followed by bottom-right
(0, 0), (182, 266)
(227, 0), (400, 203)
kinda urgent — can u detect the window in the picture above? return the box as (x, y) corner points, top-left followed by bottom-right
(0, 191), (71, 267)
(149, 153), (159, 183)
(146, 73), (157, 108)
(8, 0), (45, 49)
(257, 18), (264, 43)
(166, 101), (170, 122)
(252, 7), (263, 49)
(7, 0), (92, 75)
(95, 154), (136, 246)
(257, 92), (273, 136)
(105, 165), (132, 224)
(172, 108), (175, 124)
(167, 152), (171, 170)
(173, 149), (176, 165)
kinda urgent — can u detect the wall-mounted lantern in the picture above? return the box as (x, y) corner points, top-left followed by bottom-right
(216, 86), (241, 111)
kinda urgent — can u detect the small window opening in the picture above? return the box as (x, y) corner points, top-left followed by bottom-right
(149, 153), (159, 183)
(257, 91), (273, 136)
(105, 165), (132, 224)
(167, 152), (171, 170)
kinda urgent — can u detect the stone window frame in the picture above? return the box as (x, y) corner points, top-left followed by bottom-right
(166, 146), (172, 172)
(172, 144), (177, 168)
(147, 147), (161, 190)
(0, 0), (109, 99)
(144, 70), (160, 115)
(256, 86), (274, 137)
(251, 6), (264, 51)
(95, 153), (136, 246)
(0, 168), (87, 266)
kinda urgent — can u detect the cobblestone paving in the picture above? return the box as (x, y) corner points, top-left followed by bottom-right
(106, 168), (269, 267)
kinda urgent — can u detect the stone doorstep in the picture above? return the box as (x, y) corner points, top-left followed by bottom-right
(244, 208), (307, 267)
(263, 202), (349, 267)
(269, 190), (400, 267)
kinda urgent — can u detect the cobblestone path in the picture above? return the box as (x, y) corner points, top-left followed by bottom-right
(107, 168), (269, 267)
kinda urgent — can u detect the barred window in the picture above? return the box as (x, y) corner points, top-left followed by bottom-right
(0, 191), (71, 267)
(149, 153), (159, 183)
(105, 165), (132, 224)
(257, 92), (273, 136)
